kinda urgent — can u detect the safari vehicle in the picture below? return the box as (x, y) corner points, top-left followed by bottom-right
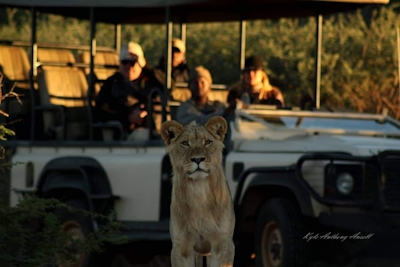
(1, 0), (399, 266)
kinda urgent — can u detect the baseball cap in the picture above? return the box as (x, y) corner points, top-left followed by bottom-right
(172, 38), (186, 53)
(119, 42), (146, 68)
(190, 65), (213, 85)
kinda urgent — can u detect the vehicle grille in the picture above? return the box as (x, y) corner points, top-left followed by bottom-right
(381, 154), (400, 210)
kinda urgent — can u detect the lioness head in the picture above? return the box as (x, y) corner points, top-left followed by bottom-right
(161, 116), (228, 180)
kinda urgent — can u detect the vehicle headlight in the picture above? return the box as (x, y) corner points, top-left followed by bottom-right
(336, 172), (354, 195)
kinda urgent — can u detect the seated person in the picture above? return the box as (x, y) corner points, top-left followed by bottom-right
(94, 41), (165, 139)
(176, 65), (235, 126)
(157, 38), (191, 101)
(227, 55), (285, 108)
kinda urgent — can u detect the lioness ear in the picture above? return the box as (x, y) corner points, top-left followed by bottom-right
(205, 116), (228, 141)
(161, 120), (184, 146)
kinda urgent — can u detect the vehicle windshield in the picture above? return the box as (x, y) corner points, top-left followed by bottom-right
(281, 117), (400, 133)
(242, 109), (400, 134)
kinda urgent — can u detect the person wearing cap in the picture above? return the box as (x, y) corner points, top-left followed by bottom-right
(157, 38), (191, 101)
(176, 66), (236, 126)
(94, 41), (165, 139)
(227, 55), (285, 107)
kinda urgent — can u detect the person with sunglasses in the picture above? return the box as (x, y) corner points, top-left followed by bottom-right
(94, 42), (165, 139)
(227, 55), (285, 108)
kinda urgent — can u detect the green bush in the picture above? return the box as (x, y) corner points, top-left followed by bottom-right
(0, 75), (126, 267)
(0, 196), (125, 267)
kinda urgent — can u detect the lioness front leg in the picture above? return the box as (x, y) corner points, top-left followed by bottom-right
(210, 239), (235, 267)
(171, 240), (196, 267)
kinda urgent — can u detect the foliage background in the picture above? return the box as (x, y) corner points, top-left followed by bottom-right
(1, 3), (400, 118)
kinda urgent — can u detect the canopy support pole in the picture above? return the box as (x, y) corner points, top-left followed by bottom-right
(165, 6), (173, 94)
(314, 14), (323, 109)
(88, 7), (96, 140)
(180, 22), (186, 45)
(239, 19), (247, 76)
(29, 7), (37, 141)
(115, 23), (121, 55)
(397, 27), (400, 111)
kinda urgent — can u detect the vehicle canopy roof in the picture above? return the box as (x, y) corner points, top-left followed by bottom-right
(0, 0), (390, 24)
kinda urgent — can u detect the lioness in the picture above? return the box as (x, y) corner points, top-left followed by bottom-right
(161, 116), (235, 267)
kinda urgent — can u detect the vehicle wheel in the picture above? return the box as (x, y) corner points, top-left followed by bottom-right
(54, 198), (95, 267)
(254, 198), (308, 267)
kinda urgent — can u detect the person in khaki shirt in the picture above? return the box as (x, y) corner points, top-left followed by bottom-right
(157, 38), (191, 102)
(176, 66), (235, 126)
(227, 55), (285, 108)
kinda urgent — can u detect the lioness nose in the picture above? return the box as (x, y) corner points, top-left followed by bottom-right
(191, 157), (205, 164)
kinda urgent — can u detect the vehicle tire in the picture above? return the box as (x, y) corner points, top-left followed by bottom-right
(254, 198), (308, 267)
(53, 198), (95, 267)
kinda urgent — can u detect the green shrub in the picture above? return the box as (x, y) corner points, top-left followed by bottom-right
(0, 74), (126, 267)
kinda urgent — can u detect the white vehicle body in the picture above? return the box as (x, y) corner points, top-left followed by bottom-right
(9, 108), (400, 223)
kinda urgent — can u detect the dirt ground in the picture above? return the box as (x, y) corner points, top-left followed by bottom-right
(111, 254), (400, 267)
(112, 254), (171, 267)
(108, 239), (400, 267)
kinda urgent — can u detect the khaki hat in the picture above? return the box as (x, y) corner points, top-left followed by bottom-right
(172, 38), (186, 53)
(120, 42), (146, 68)
(190, 66), (213, 86)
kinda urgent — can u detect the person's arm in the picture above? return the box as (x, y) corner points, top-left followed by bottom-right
(176, 101), (225, 126)
(143, 65), (165, 89)
(275, 88), (285, 106)
(227, 83), (241, 103)
(94, 80), (109, 111)
(94, 76), (125, 122)
(152, 68), (166, 88)
(183, 63), (190, 83)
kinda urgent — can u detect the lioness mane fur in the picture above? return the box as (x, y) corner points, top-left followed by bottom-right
(161, 116), (235, 267)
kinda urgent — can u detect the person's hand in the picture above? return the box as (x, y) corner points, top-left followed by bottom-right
(129, 104), (148, 125)
(126, 95), (139, 106)
(236, 98), (250, 109)
(259, 87), (276, 100)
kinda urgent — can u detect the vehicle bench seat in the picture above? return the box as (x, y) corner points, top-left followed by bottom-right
(36, 48), (90, 140)
(0, 45), (33, 89)
(208, 89), (229, 103)
(0, 45), (38, 140)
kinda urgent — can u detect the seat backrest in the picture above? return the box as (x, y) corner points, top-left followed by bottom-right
(79, 51), (119, 96)
(37, 48), (88, 107)
(37, 48), (76, 64)
(37, 68), (88, 107)
(0, 45), (30, 81)
(208, 89), (229, 103)
(79, 50), (119, 78)
(36, 48), (90, 140)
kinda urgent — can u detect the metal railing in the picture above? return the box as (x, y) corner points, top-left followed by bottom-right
(242, 107), (398, 122)
(0, 40), (116, 52)
(36, 61), (119, 69)
(174, 82), (227, 90)
(147, 87), (168, 140)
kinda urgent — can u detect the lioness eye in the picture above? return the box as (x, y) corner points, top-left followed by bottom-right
(181, 141), (189, 147)
(205, 140), (212, 145)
